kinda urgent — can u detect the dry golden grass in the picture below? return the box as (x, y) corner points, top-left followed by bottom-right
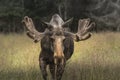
(0, 32), (120, 80)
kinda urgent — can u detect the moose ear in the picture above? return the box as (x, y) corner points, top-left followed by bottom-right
(62, 18), (73, 27)
(41, 20), (50, 26)
(41, 20), (53, 29)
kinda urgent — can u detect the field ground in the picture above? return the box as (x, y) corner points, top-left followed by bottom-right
(0, 32), (120, 80)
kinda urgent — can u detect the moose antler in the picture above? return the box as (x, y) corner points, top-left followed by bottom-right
(22, 16), (44, 42)
(75, 18), (95, 41)
(65, 18), (95, 41)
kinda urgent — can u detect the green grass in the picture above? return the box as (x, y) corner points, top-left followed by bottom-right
(0, 32), (120, 80)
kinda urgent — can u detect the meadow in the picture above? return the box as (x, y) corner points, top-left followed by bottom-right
(0, 32), (120, 80)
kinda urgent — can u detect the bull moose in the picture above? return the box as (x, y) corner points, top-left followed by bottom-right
(22, 14), (94, 80)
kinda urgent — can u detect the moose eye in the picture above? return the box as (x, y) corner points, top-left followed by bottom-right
(62, 36), (65, 40)
(47, 25), (54, 31)
(50, 35), (55, 41)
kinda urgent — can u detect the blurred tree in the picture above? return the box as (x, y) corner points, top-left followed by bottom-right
(0, 0), (24, 33)
(0, 0), (120, 33)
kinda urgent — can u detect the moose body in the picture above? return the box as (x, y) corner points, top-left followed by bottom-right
(40, 32), (74, 80)
(22, 14), (94, 80)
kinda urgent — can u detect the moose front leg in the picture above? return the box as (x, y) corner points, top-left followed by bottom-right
(56, 64), (65, 80)
(49, 63), (65, 80)
(39, 58), (48, 80)
(49, 64), (55, 80)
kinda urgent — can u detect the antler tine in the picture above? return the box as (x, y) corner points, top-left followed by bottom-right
(78, 18), (90, 29)
(64, 18), (94, 42)
(75, 18), (95, 41)
(78, 18), (93, 35)
(23, 16), (39, 34)
(22, 16), (44, 42)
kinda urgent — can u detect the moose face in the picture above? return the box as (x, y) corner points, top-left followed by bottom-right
(50, 28), (65, 64)
(44, 14), (68, 64)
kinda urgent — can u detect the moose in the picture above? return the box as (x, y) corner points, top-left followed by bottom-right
(22, 14), (94, 80)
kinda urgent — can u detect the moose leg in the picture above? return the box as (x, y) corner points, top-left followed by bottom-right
(49, 64), (55, 80)
(39, 58), (48, 80)
(56, 64), (65, 80)
(49, 64), (65, 80)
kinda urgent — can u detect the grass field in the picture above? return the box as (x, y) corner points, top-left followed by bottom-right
(0, 32), (120, 80)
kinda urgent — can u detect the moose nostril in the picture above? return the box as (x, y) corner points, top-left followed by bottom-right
(54, 56), (65, 65)
(54, 53), (64, 59)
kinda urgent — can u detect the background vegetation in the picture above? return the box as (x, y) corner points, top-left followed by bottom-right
(0, 32), (120, 80)
(0, 0), (120, 80)
(0, 0), (120, 33)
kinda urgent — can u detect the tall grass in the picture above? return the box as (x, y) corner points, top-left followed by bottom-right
(0, 32), (120, 80)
